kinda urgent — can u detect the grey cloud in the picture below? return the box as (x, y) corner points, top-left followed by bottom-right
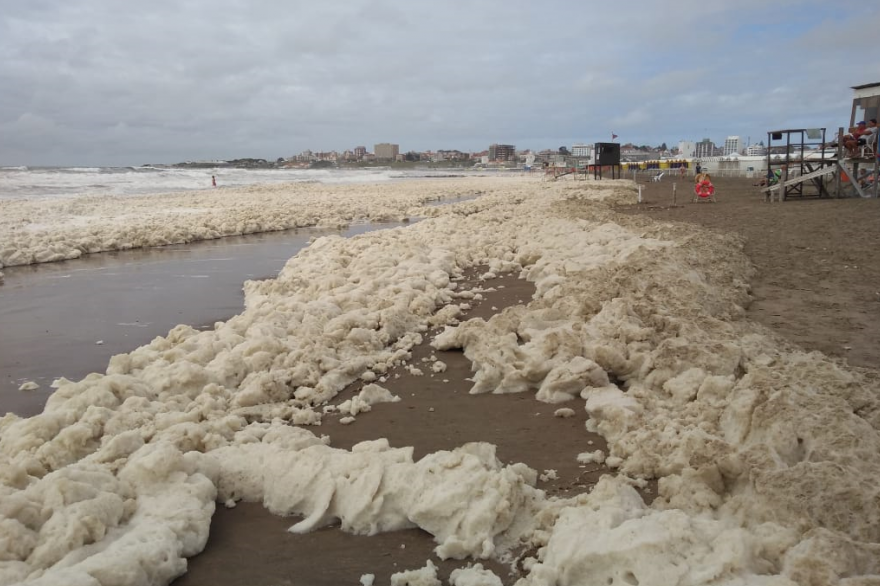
(0, 0), (877, 165)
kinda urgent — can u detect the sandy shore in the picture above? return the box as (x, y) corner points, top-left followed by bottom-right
(618, 175), (880, 369)
(1, 176), (879, 585)
(175, 272), (616, 585)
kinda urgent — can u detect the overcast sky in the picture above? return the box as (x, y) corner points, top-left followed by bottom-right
(2, 0), (879, 166)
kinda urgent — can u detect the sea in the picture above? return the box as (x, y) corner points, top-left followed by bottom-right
(0, 165), (476, 200)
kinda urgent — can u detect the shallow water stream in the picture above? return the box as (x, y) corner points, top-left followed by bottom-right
(0, 222), (409, 416)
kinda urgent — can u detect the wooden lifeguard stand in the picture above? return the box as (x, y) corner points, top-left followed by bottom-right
(763, 82), (880, 201)
(591, 142), (621, 180)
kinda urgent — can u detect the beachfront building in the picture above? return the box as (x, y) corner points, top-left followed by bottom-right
(678, 141), (696, 158)
(621, 148), (651, 162)
(747, 142), (767, 156)
(488, 144), (516, 162)
(313, 151), (338, 162)
(693, 154), (769, 175)
(354, 146), (367, 160)
(436, 149), (469, 161)
(374, 143), (400, 161)
(724, 136), (741, 156)
(571, 144), (594, 158)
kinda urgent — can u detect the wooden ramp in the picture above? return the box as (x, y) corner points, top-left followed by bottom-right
(545, 167), (576, 181)
(763, 164), (836, 201)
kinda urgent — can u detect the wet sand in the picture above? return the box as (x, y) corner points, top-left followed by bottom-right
(3, 239), (611, 584)
(2, 216), (613, 584)
(174, 273), (613, 586)
(8, 178), (877, 584)
(0, 223), (407, 416)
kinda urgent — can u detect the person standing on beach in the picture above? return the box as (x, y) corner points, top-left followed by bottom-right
(212, 175), (217, 187)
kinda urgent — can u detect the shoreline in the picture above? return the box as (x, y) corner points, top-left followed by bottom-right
(1, 176), (878, 584)
(0, 223), (399, 416)
(0, 176), (524, 269)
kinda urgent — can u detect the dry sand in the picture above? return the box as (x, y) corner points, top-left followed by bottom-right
(618, 175), (880, 369)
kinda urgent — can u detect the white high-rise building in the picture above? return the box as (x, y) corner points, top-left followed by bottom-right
(724, 136), (741, 156)
(678, 140), (696, 158)
(695, 138), (716, 158)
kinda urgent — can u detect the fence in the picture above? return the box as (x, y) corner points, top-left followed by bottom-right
(627, 168), (760, 180)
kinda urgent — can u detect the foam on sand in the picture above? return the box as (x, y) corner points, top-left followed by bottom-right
(1, 176), (878, 585)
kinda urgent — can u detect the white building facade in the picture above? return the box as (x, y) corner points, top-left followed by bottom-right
(747, 143), (767, 156)
(571, 144), (593, 158)
(724, 136), (741, 156)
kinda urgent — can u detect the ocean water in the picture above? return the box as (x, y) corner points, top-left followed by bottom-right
(0, 165), (471, 200)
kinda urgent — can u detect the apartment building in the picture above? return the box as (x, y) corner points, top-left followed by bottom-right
(374, 143), (400, 161)
(723, 136), (741, 156)
(488, 144), (516, 162)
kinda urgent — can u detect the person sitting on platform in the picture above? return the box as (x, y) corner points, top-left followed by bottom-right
(844, 119), (878, 157)
(825, 122), (866, 150)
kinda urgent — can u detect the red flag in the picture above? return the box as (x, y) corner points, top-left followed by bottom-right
(612, 133), (618, 141)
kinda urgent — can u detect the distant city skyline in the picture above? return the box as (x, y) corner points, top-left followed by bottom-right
(1, 1), (877, 166)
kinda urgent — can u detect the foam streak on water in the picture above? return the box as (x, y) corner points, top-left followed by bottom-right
(0, 166), (469, 200)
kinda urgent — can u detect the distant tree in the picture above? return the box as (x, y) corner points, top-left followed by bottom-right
(558, 146), (570, 155)
(405, 151), (419, 162)
(659, 142), (668, 151)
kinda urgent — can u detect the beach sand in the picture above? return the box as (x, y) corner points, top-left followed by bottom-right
(619, 175), (880, 369)
(170, 177), (880, 585)
(2, 176), (879, 585)
(174, 272), (613, 585)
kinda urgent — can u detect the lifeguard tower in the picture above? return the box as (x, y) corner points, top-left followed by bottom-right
(763, 82), (880, 201)
(591, 142), (621, 180)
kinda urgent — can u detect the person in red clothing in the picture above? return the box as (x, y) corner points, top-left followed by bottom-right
(844, 119), (877, 157)
(212, 175), (217, 187)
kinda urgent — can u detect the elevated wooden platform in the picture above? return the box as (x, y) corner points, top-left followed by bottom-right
(763, 127), (878, 200)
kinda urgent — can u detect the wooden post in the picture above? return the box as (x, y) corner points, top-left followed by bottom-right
(673, 182), (677, 206)
(638, 185), (642, 204)
(835, 127), (843, 198)
(874, 145), (879, 198)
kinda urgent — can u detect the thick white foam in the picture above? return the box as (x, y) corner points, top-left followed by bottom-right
(0, 177), (498, 268)
(1, 176), (878, 585)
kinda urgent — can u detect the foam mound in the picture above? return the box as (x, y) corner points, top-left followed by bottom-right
(2, 176), (878, 585)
